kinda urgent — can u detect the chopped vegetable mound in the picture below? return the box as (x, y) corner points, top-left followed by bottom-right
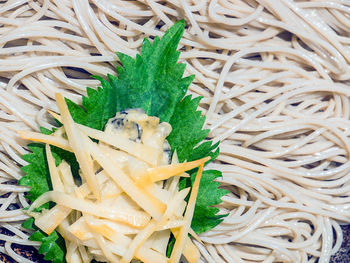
(21, 96), (208, 262)
(18, 20), (228, 263)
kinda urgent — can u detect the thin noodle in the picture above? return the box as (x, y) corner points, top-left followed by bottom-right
(0, 0), (350, 262)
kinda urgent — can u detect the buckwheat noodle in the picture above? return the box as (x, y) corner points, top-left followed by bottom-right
(0, 0), (350, 262)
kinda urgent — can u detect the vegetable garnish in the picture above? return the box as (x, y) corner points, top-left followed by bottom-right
(18, 20), (228, 263)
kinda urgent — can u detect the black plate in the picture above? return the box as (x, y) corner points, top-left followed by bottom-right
(0, 225), (349, 262)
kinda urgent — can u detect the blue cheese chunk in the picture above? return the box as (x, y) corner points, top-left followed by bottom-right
(104, 109), (172, 165)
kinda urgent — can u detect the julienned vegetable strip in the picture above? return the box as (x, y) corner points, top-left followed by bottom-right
(56, 93), (101, 201)
(18, 125), (161, 167)
(45, 144), (64, 192)
(18, 130), (71, 151)
(85, 136), (167, 220)
(28, 190), (151, 226)
(33, 169), (110, 235)
(170, 163), (204, 263)
(19, 127), (208, 184)
(135, 156), (210, 185)
(35, 145), (71, 235)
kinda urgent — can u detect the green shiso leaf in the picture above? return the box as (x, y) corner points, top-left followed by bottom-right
(65, 78), (118, 130)
(19, 143), (52, 204)
(113, 19), (194, 122)
(18, 20), (227, 262)
(167, 95), (220, 163)
(65, 19), (194, 128)
(179, 170), (229, 234)
(22, 218), (66, 263)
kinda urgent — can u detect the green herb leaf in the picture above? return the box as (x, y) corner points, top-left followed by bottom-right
(66, 78), (118, 130)
(22, 217), (36, 230)
(112, 19), (194, 122)
(66, 20), (192, 128)
(184, 170), (229, 234)
(30, 230), (66, 263)
(23, 218), (66, 263)
(18, 143), (51, 203)
(167, 95), (219, 162)
(167, 95), (225, 234)
(166, 233), (176, 258)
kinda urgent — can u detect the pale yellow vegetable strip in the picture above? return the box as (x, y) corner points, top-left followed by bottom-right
(69, 217), (93, 241)
(158, 220), (186, 230)
(78, 245), (91, 263)
(150, 229), (171, 255)
(57, 218), (89, 247)
(75, 189), (122, 263)
(136, 247), (168, 263)
(167, 176), (181, 196)
(172, 150), (179, 164)
(79, 239), (100, 251)
(86, 226), (127, 256)
(45, 144), (64, 192)
(189, 228), (203, 245)
(88, 249), (104, 258)
(57, 217), (78, 242)
(163, 188), (190, 219)
(170, 163), (204, 263)
(77, 170), (110, 197)
(78, 123), (160, 166)
(83, 234), (167, 263)
(182, 238), (201, 263)
(170, 227), (201, 263)
(48, 110), (62, 122)
(35, 205), (72, 235)
(36, 145), (72, 234)
(66, 242), (81, 263)
(94, 232), (121, 262)
(58, 161), (76, 194)
(64, 241), (73, 263)
(84, 217), (167, 262)
(34, 170), (110, 235)
(121, 220), (157, 263)
(84, 217), (139, 235)
(86, 137), (166, 220)
(62, 237), (70, 263)
(56, 93), (101, 201)
(59, 217), (99, 262)
(165, 151), (181, 195)
(122, 187), (190, 262)
(83, 214), (122, 262)
(84, 218), (131, 249)
(173, 198), (187, 218)
(17, 130), (71, 152)
(28, 191), (150, 227)
(136, 156), (210, 185)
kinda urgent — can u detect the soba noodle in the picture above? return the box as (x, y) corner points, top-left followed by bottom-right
(0, 0), (350, 262)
